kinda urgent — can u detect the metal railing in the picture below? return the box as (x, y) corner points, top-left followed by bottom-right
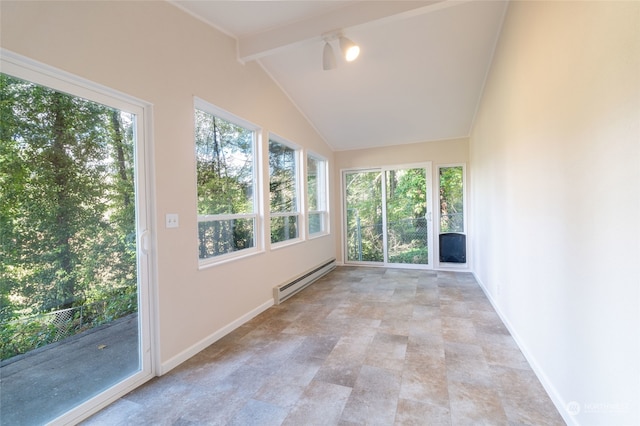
(347, 218), (428, 263)
(440, 212), (464, 233)
(1, 293), (137, 360)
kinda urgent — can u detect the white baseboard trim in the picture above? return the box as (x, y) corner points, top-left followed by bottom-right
(158, 298), (274, 376)
(471, 272), (577, 426)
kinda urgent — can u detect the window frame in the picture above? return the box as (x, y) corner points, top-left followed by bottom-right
(436, 163), (467, 235)
(268, 134), (303, 248)
(436, 163), (468, 268)
(306, 152), (330, 238)
(194, 97), (263, 267)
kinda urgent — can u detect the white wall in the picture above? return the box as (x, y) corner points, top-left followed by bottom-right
(470, 2), (640, 424)
(0, 1), (335, 372)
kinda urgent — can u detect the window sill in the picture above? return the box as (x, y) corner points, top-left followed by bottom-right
(308, 231), (330, 240)
(198, 247), (264, 270)
(270, 237), (304, 251)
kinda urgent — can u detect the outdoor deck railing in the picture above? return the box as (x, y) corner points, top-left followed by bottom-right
(347, 218), (429, 262)
(1, 293), (137, 360)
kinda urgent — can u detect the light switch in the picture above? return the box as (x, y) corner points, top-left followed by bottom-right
(165, 213), (179, 229)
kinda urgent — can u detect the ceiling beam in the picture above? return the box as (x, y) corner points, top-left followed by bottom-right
(237, 0), (455, 62)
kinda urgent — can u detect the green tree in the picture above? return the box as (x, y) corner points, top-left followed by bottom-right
(386, 168), (426, 222)
(0, 74), (136, 323)
(345, 170), (384, 261)
(439, 166), (464, 232)
(269, 140), (297, 243)
(386, 168), (428, 264)
(195, 109), (254, 257)
(345, 168), (428, 264)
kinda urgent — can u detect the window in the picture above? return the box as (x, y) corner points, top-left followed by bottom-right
(439, 165), (465, 233)
(194, 99), (259, 262)
(269, 138), (300, 245)
(307, 154), (328, 235)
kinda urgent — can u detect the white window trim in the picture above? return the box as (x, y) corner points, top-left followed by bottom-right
(194, 97), (264, 267)
(268, 133), (304, 248)
(306, 152), (330, 239)
(194, 97), (260, 134)
(198, 213), (257, 221)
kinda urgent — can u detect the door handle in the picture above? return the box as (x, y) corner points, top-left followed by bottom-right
(140, 230), (151, 254)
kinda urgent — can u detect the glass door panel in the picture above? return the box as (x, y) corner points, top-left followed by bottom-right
(345, 170), (384, 262)
(0, 72), (150, 424)
(385, 168), (429, 265)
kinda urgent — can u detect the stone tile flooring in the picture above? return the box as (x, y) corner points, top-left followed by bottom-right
(84, 267), (564, 425)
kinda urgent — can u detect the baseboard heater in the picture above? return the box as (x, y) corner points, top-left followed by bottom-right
(273, 259), (336, 305)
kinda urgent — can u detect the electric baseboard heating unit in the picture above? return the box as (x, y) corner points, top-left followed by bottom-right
(273, 259), (336, 305)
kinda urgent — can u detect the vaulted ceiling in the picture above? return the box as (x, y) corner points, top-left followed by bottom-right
(170, 1), (508, 151)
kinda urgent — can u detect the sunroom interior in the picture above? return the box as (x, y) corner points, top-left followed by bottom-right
(0, 1), (638, 425)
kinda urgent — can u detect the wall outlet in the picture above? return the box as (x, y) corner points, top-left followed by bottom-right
(166, 213), (179, 229)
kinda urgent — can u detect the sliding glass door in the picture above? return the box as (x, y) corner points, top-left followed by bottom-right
(344, 165), (432, 267)
(1, 54), (153, 424)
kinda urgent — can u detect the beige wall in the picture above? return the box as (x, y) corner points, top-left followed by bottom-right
(334, 138), (469, 264)
(470, 1), (639, 424)
(1, 1), (335, 371)
(6, 1), (638, 423)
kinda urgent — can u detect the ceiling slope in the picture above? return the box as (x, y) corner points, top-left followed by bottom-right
(170, 1), (508, 150)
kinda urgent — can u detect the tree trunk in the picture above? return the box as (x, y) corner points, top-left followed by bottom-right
(111, 110), (130, 208)
(50, 93), (76, 309)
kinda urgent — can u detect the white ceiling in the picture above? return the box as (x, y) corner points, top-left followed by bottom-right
(171, 1), (508, 151)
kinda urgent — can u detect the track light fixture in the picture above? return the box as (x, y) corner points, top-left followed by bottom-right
(323, 42), (336, 71)
(321, 31), (360, 71)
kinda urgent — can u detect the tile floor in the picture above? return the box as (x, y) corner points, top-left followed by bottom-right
(84, 267), (564, 425)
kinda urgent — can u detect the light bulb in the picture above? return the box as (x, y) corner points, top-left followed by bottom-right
(339, 36), (360, 62)
(345, 45), (360, 62)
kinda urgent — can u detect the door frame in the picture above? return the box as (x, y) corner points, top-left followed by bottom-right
(1, 49), (158, 425)
(435, 163), (468, 270)
(341, 162), (433, 269)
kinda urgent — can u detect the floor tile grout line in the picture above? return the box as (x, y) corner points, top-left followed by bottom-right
(81, 266), (563, 425)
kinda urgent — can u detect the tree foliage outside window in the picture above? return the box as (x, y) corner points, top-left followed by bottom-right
(307, 155), (328, 235)
(386, 168), (428, 264)
(269, 140), (299, 244)
(345, 171), (384, 262)
(345, 167), (428, 264)
(195, 106), (257, 260)
(439, 166), (464, 233)
(0, 73), (137, 357)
